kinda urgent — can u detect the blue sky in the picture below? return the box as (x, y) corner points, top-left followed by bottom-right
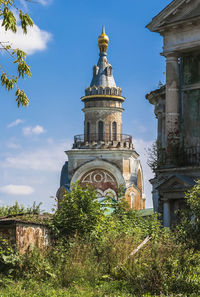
(0, 0), (171, 211)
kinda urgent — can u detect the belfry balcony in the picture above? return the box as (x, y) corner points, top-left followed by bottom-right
(73, 133), (133, 149)
(157, 146), (200, 169)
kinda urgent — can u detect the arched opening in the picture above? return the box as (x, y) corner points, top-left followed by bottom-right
(104, 188), (117, 199)
(98, 121), (104, 141)
(96, 189), (104, 198)
(112, 121), (117, 141)
(86, 122), (90, 141)
(106, 65), (112, 76)
(130, 191), (135, 209)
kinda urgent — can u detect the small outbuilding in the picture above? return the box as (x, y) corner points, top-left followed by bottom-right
(0, 214), (51, 254)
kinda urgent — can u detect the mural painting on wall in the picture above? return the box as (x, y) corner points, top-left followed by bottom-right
(80, 169), (118, 198)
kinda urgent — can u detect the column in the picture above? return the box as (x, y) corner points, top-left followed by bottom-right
(162, 113), (166, 148)
(163, 200), (171, 227)
(165, 55), (180, 150)
(157, 112), (162, 144)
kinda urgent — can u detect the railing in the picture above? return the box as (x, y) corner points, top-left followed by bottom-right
(158, 146), (200, 168)
(85, 86), (122, 97)
(74, 133), (132, 144)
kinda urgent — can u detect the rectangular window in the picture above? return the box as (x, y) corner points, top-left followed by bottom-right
(182, 53), (200, 85)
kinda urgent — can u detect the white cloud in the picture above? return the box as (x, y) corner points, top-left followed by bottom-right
(0, 20), (52, 55)
(20, 0), (52, 7)
(7, 119), (24, 128)
(0, 184), (34, 195)
(32, 125), (45, 135)
(2, 140), (71, 172)
(37, 0), (53, 5)
(1, 136), (154, 208)
(23, 125), (46, 136)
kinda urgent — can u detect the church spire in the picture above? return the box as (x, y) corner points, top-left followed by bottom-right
(89, 26), (117, 89)
(98, 25), (109, 53)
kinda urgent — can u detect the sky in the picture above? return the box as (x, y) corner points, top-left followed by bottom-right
(0, 0), (171, 211)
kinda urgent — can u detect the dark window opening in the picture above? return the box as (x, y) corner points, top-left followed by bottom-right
(112, 122), (117, 141)
(98, 121), (104, 141)
(86, 122), (90, 141)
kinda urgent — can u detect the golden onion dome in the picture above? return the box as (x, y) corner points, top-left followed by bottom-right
(98, 26), (109, 53)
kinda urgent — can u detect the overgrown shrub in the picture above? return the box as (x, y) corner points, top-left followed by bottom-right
(176, 179), (200, 249)
(0, 237), (20, 275)
(18, 247), (55, 281)
(0, 182), (200, 295)
(52, 182), (104, 238)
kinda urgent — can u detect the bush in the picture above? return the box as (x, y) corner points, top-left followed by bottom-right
(52, 182), (104, 238)
(176, 179), (200, 249)
(0, 183), (200, 295)
(0, 237), (21, 275)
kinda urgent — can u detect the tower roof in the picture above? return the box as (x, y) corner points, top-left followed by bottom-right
(90, 26), (117, 88)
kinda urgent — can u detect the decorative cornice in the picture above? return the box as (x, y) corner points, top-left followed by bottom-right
(146, 86), (166, 105)
(82, 107), (124, 112)
(66, 149), (139, 158)
(81, 94), (125, 101)
(146, 0), (199, 33)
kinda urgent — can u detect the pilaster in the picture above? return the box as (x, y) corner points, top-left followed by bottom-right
(163, 200), (171, 227)
(165, 54), (180, 150)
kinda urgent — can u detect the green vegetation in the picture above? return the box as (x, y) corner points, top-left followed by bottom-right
(0, 0), (34, 106)
(53, 183), (103, 238)
(0, 201), (43, 216)
(0, 182), (200, 296)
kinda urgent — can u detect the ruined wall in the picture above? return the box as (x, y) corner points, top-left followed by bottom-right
(0, 225), (15, 245)
(16, 223), (50, 254)
(0, 221), (51, 254)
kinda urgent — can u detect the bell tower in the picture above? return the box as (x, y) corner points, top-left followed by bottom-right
(57, 27), (146, 210)
(76, 26), (129, 149)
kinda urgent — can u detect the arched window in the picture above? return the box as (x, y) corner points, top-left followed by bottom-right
(112, 121), (117, 141)
(93, 65), (99, 77)
(130, 192), (135, 209)
(106, 65), (112, 76)
(98, 121), (104, 141)
(104, 188), (117, 199)
(86, 122), (90, 141)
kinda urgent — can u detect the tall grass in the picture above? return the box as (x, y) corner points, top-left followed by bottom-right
(1, 228), (198, 296)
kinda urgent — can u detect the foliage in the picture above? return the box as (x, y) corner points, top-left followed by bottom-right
(176, 180), (200, 249)
(0, 201), (43, 216)
(1, 219), (200, 296)
(0, 183), (200, 295)
(52, 182), (104, 238)
(0, 0), (34, 106)
(0, 237), (21, 274)
(147, 141), (162, 172)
